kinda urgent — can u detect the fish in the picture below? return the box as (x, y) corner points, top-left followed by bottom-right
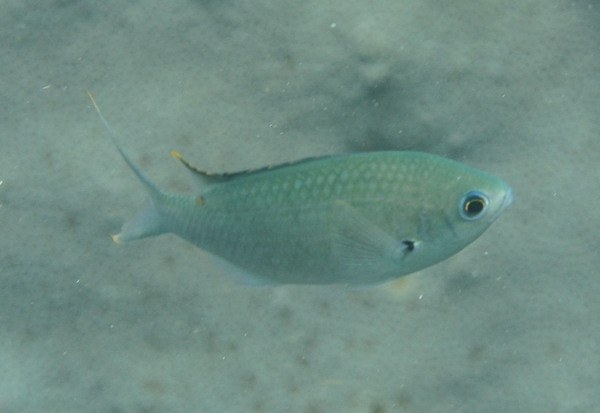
(87, 92), (513, 286)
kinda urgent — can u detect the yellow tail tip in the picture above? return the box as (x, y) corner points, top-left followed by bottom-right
(86, 90), (99, 109)
(170, 150), (182, 160)
(110, 234), (122, 244)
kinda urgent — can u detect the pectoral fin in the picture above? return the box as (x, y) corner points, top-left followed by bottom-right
(331, 200), (417, 276)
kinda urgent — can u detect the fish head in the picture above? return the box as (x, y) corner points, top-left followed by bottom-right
(433, 165), (513, 255)
(394, 155), (513, 274)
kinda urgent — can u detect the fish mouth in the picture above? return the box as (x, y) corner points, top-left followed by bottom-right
(502, 186), (514, 209)
(489, 186), (513, 222)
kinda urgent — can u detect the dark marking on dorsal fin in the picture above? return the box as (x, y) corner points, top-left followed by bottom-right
(170, 150), (210, 175)
(170, 150), (233, 190)
(228, 155), (336, 177)
(170, 150), (339, 187)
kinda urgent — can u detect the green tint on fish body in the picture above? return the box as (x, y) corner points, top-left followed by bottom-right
(87, 92), (513, 286)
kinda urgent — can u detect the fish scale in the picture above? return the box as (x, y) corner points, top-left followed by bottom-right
(88, 92), (512, 286)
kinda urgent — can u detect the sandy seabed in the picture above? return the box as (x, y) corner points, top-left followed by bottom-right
(1, 1), (599, 412)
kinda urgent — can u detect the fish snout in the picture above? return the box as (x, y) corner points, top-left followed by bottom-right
(489, 186), (513, 222)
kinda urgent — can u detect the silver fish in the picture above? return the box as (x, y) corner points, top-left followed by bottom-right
(88, 92), (512, 286)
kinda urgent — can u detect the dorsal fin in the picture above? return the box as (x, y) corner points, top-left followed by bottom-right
(170, 150), (338, 192)
(170, 150), (233, 191)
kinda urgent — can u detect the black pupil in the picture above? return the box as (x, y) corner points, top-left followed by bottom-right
(465, 197), (485, 215)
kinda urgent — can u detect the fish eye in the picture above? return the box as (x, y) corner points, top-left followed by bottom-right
(459, 191), (489, 220)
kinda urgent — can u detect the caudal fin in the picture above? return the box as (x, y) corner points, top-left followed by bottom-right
(87, 91), (166, 243)
(112, 199), (164, 243)
(87, 91), (162, 194)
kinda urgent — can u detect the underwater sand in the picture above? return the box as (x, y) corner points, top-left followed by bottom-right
(1, 0), (599, 412)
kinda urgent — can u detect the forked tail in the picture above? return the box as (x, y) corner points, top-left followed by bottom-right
(87, 91), (165, 242)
